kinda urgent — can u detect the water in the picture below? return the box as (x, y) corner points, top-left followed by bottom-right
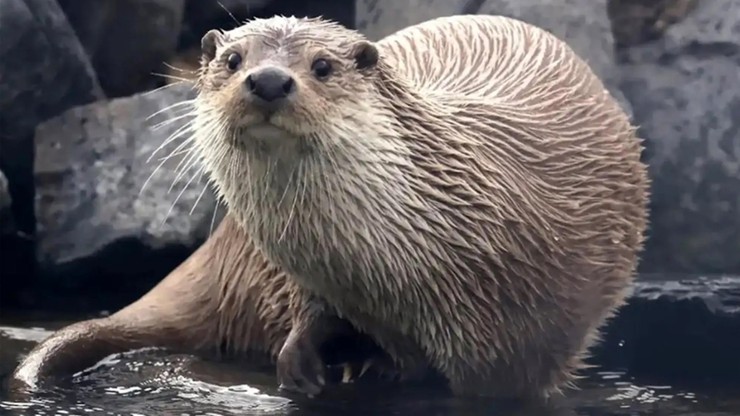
(1, 316), (739, 416)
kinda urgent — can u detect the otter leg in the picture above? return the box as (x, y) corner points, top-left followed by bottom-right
(276, 291), (355, 396)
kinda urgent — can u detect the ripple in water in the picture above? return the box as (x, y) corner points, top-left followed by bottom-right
(2, 346), (739, 415)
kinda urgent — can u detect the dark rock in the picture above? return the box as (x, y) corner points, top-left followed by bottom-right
(355, 0), (632, 117)
(0, 0), (103, 234)
(184, 0), (272, 29)
(607, 0), (699, 48)
(617, 0), (740, 275)
(593, 276), (740, 382)
(0, 168), (36, 310)
(33, 82), (221, 312)
(0, 0), (101, 309)
(58, 0), (186, 98)
(0, 170), (13, 236)
(181, 0), (355, 52)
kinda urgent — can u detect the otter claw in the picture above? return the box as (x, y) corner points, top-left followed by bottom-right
(358, 359), (372, 378)
(341, 363), (353, 383)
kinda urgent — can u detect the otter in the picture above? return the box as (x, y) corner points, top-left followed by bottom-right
(10, 215), (390, 393)
(192, 14), (649, 400)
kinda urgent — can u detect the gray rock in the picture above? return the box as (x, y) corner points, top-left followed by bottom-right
(34, 82), (220, 290)
(617, 0), (740, 274)
(58, 0), (186, 97)
(0, 0), (103, 140)
(0, 0), (103, 233)
(355, 0), (632, 117)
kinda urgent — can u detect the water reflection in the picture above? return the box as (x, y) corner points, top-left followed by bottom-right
(1, 326), (738, 416)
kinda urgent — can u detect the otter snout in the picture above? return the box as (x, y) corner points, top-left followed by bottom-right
(245, 67), (296, 104)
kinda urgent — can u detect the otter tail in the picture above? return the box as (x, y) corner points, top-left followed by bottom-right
(8, 224), (232, 393)
(9, 314), (164, 391)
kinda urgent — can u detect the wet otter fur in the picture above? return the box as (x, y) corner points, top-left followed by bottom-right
(193, 14), (650, 400)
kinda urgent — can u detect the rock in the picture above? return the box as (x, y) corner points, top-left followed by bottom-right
(617, 0), (740, 275)
(33, 82), (222, 312)
(355, 0), (633, 117)
(0, 0), (101, 309)
(0, 168), (36, 310)
(607, 0), (698, 48)
(0, 170), (13, 235)
(181, 0), (355, 52)
(593, 276), (740, 382)
(184, 0), (272, 28)
(57, 0), (186, 98)
(0, 0), (103, 234)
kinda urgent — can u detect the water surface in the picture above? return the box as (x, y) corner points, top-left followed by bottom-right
(1, 315), (738, 416)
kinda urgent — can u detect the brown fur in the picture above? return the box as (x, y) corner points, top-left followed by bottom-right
(193, 14), (650, 399)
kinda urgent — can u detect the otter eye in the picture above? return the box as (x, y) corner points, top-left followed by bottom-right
(311, 58), (332, 79)
(227, 52), (242, 71)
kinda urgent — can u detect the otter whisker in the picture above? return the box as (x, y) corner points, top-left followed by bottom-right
(156, 145), (195, 163)
(208, 201), (220, 236)
(146, 122), (194, 164)
(162, 61), (196, 75)
(216, 1), (240, 26)
(167, 145), (198, 191)
(150, 111), (196, 133)
(140, 128), (196, 197)
(146, 99), (196, 122)
(161, 162), (201, 227)
(142, 81), (185, 98)
(278, 162), (302, 243)
(170, 115), (224, 183)
(152, 72), (191, 83)
(189, 168), (210, 216)
(276, 161), (297, 208)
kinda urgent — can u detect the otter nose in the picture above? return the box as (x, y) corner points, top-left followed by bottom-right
(245, 67), (295, 102)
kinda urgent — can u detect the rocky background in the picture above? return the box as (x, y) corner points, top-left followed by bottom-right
(0, 0), (738, 318)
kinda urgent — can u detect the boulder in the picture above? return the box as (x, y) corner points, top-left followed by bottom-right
(0, 0), (102, 308)
(181, 0), (354, 49)
(33, 82), (221, 311)
(355, 0), (632, 116)
(57, 0), (186, 98)
(607, 0), (699, 48)
(0, 0), (103, 233)
(617, 0), (740, 275)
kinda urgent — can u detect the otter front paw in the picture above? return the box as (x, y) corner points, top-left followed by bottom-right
(277, 330), (326, 397)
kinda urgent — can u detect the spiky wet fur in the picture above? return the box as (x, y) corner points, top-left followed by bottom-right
(193, 14), (650, 399)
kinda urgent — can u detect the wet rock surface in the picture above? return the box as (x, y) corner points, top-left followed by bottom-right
(617, 0), (740, 275)
(32, 82), (220, 311)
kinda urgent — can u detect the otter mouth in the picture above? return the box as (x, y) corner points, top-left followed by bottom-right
(245, 121), (294, 140)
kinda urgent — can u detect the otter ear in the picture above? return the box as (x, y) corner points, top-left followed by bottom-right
(201, 29), (222, 64)
(352, 41), (378, 70)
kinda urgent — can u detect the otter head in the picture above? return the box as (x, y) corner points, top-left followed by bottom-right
(194, 16), (384, 159)
(191, 16), (411, 258)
